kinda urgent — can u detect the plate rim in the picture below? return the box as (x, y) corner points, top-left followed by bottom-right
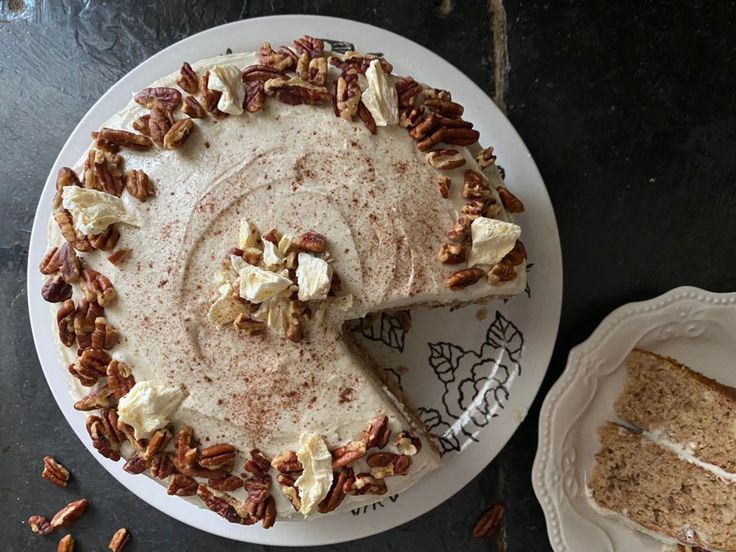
(26, 14), (563, 546)
(532, 285), (736, 552)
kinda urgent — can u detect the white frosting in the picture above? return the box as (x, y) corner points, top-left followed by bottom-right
(61, 186), (139, 235)
(236, 263), (292, 303)
(117, 381), (188, 439)
(296, 252), (332, 301)
(294, 433), (333, 517)
(361, 59), (399, 126)
(644, 429), (736, 483)
(468, 216), (521, 267)
(207, 64), (245, 115)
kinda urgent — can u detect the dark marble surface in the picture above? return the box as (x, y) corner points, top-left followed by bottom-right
(1, 1), (734, 550)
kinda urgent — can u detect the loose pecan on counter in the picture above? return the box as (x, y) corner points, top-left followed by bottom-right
(42, 456), (70, 488)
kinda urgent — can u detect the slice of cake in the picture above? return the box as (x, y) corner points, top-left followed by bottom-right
(589, 422), (736, 551)
(615, 349), (736, 473)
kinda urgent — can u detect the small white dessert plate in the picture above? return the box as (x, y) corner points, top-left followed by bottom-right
(27, 15), (562, 546)
(533, 286), (736, 551)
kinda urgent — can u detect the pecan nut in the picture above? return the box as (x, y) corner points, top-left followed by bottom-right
(395, 76), (423, 109)
(108, 528), (131, 552)
(28, 515), (53, 535)
(298, 55), (327, 86)
(362, 415), (391, 449)
(357, 101), (378, 134)
(134, 87), (182, 111)
(53, 167), (81, 208)
(74, 298), (103, 336)
(271, 450), (303, 473)
(244, 448), (272, 476)
(463, 170), (492, 199)
(497, 185), (525, 213)
(437, 242), (467, 264)
(182, 95), (206, 118)
(177, 62), (199, 94)
(489, 258), (517, 285)
(71, 349), (111, 387)
(107, 360), (135, 399)
(293, 35), (324, 57)
(277, 474), (301, 511)
(473, 503), (505, 538)
(242, 64), (287, 83)
(332, 440), (367, 469)
(424, 98), (464, 119)
(444, 127), (480, 146)
(335, 75), (361, 120)
(265, 77), (331, 105)
(199, 443), (237, 470)
(86, 414), (121, 460)
(163, 118), (194, 150)
(81, 268), (116, 306)
(329, 52), (393, 75)
(233, 313), (267, 335)
(196, 485), (249, 525)
(167, 473), (198, 496)
(208, 475), (244, 492)
(395, 431), (422, 456)
(243, 80), (265, 113)
(149, 453), (176, 479)
(149, 104), (175, 146)
(50, 498), (88, 529)
(416, 126), (447, 152)
(90, 317), (119, 350)
(317, 467), (352, 514)
(344, 472), (387, 496)
(97, 128), (153, 151)
(56, 299), (76, 347)
(89, 225), (121, 251)
(437, 175), (451, 198)
(57, 534), (75, 552)
(293, 231), (327, 253)
(426, 149), (466, 170)
(505, 240), (527, 266)
(476, 146), (497, 170)
(132, 114), (150, 136)
(42, 456), (70, 488)
(123, 453), (147, 474)
(259, 41), (297, 72)
(125, 169), (154, 201)
(73, 386), (115, 411)
(445, 267), (487, 290)
(107, 248), (132, 266)
(198, 70), (227, 118)
(54, 210), (92, 252)
(366, 452), (412, 478)
(42, 275), (72, 303)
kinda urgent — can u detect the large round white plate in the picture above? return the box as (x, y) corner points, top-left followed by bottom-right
(27, 15), (562, 546)
(532, 286), (736, 552)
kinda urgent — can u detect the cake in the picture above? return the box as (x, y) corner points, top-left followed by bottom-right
(589, 350), (736, 550)
(39, 35), (527, 527)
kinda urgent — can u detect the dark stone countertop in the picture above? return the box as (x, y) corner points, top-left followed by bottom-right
(1, 1), (734, 550)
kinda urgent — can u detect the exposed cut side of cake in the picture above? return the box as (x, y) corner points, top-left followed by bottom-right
(615, 349), (736, 473)
(589, 422), (736, 551)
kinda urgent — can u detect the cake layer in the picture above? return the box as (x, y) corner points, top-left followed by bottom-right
(589, 422), (736, 551)
(615, 349), (736, 473)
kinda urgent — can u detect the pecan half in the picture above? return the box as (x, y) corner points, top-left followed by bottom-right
(163, 118), (194, 150)
(425, 98), (464, 119)
(233, 313), (267, 335)
(317, 467), (352, 514)
(395, 431), (422, 456)
(107, 248), (132, 266)
(143, 428), (172, 461)
(463, 170), (492, 199)
(53, 167), (80, 209)
(209, 475), (243, 492)
(57, 534), (75, 552)
(505, 240), (527, 266)
(243, 80), (265, 113)
(42, 456), (70, 488)
(196, 485), (248, 525)
(199, 443), (237, 470)
(497, 185), (525, 213)
(366, 452), (412, 478)
(332, 440), (367, 469)
(344, 472), (387, 496)
(149, 453), (176, 479)
(426, 149), (466, 170)
(198, 70), (227, 118)
(462, 199), (488, 220)
(125, 169), (154, 201)
(97, 128), (153, 151)
(277, 474), (301, 511)
(489, 258), (516, 285)
(28, 515), (53, 535)
(175, 425), (198, 468)
(50, 498), (88, 529)
(416, 126), (447, 152)
(293, 35), (324, 57)
(264, 77), (331, 105)
(58, 243), (81, 282)
(437, 175), (451, 198)
(244, 448), (272, 476)
(400, 105), (425, 128)
(81, 268), (115, 306)
(260, 41), (297, 72)
(42, 275), (72, 303)
(92, 130), (122, 153)
(293, 231), (327, 253)
(271, 451), (303, 473)
(475, 146), (497, 170)
(134, 87), (182, 111)
(409, 111), (438, 139)
(73, 386), (115, 411)
(56, 299), (76, 347)
(74, 298), (103, 336)
(329, 52), (393, 75)
(149, 104), (175, 146)
(107, 360), (135, 399)
(108, 528), (130, 552)
(177, 62), (199, 94)
(395, 76), (423, 109)
(437, 242), (467, 264)
(54, 210), (92, 252)
(90, 317), (118, 350)
(123, 453), (147, 474)
(242, 64), (287, 83)
(424, 87), (452, 101)
(89, 225), (121, 251)
(335, 75), (361, 120)
(473, 503), (505, 538)
(86, 415), (120, 460)
(132, 114), (150, 136)
(357, 101), (377, 134)
(182, 95), (206, 118)
(167, 473), (198, 496)
(447, 216), (471, 244)
(362, 415), (391, 449)
(73, 349), (111, 387)
(444, 127), (480, 146)
(445, 267), (486, 290)
(297, 55), (327, 86)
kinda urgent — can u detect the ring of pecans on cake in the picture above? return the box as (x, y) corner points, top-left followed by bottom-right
(40, 35), (527, 527)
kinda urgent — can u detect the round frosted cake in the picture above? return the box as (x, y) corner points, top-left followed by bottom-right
(39, 35), (527, 527)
